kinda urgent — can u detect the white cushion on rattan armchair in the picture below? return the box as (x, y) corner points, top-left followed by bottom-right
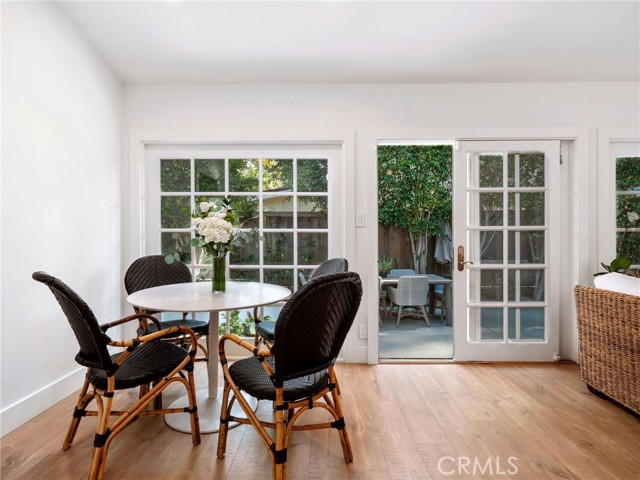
(387, 275), (430, 327)
(594, 272), (640, 296)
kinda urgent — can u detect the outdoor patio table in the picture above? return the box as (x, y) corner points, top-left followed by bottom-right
(127, 280), (291, 434)
(381, 274), (453, 326)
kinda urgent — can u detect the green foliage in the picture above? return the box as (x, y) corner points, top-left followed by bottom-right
(378, 145), (452, 272)
(218, 309), (270, 337)
(377, 257), (393, 275)
(159, 157), (328, 274)
(164, 232), (191, 264)
(615, 157), (640, 266)
(596, 256), (633, 276)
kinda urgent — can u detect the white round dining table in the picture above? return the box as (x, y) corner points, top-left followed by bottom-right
(127, 280), (291, 433)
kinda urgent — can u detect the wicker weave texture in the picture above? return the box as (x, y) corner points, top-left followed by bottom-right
(124, 255), (192, 293)
(272, 272), (362, 381)
(574, 285), (640, 415)
(33, 271), (115, 371)
(125, 256), (208, 336)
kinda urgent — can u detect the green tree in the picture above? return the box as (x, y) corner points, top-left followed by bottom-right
(616, 157), (640, 266)
(378, 145), (452, 273)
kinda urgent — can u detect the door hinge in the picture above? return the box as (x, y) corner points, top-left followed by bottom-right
(559, 145), (563, 165)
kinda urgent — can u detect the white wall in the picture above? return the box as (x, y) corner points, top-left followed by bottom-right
(124, 82), (639, 363)
(1, 2), (122, 435)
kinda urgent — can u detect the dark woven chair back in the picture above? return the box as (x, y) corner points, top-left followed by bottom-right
(310, 257), (349, 281)
(125, 255), (192, 294)
(32, 271), (114, 372)
(271, 272), (361, 383)
(124, 256), (192, 314)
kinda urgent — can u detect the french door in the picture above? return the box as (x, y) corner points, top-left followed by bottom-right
(453, 140), (561, 361)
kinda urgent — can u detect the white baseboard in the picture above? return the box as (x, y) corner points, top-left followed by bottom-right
(1, 367), (85, 437)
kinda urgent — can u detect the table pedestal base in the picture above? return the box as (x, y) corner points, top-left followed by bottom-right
(164, 387), (258, 434)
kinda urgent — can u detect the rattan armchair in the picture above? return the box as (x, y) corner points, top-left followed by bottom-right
(574, 284), (640, 415)
(387, 275), (430, 327)
(218, 272), (362, 480)
(124, 255), (209, 361)
(32, 271), (200, 480)
(254, 257), (349, 347)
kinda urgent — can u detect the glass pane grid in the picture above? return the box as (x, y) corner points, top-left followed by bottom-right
(615, 157), (640, 263)
(160, 156), (329, 287)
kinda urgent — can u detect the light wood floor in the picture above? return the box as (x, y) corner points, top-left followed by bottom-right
(2, 363), (639, 479)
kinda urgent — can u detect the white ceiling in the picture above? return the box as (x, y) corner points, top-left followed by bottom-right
(57, 1), (640, 85)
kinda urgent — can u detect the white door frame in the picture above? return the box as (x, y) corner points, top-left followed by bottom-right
(360, 128), (589, 364)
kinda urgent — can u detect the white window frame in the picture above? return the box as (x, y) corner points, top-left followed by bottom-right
(145, 147), (333, 288)
(126, 129), (358, 357)
(597, 128), (640, 270)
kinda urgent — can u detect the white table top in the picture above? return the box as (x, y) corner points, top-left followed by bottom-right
(126, 280), (291, 313)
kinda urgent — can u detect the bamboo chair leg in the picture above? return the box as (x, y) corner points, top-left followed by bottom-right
(187, 369), (201, 446)
(274, 400), (286, 480)
(138, 384), (149, 400)
(195, 336), (209, 361)
(152, 380), (162, 410)
(329, 369), (353, 463)
(216, 381), (232, 459)
(63, 376), (92, 450)
(89, 392), (113, 480)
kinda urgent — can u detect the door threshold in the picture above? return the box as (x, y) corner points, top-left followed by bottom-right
(378, 358), (454, 364)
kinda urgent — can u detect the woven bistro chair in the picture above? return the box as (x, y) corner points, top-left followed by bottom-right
(124, 255), (209, 361)
(218, 272), (362, 480)
(387, 275), (430, 327)
(32, 272), (200, 480)
(254, 257), (349, 347)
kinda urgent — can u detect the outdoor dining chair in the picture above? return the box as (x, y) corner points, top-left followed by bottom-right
(387, 275), (430, 327)
(217, 272), (362, 480)
(387, 268), (416, 278)
(32, 271), (200, 480)
(124, 255), (209, 362)
(255, 257), (349, 347)
(298, 257), (349, 286)
(432, 283), (446, 321)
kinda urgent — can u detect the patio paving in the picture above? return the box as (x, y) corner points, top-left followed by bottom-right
(379, 309), (453, 359)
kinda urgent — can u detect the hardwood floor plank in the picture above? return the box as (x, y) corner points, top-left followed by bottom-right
(2, 363), (638, 479)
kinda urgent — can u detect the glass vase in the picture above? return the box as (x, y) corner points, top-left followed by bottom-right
(212, 255), (227, 293)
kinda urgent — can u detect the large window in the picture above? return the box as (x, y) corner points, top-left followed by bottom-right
(155, 155), (330, 290)
(598, 133), (640, 273)
(615, 156), (640, 266)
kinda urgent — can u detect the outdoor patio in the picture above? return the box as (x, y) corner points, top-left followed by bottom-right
(378, 307), (453, 359)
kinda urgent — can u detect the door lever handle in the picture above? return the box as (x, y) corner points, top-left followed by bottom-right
(457, 246), (474, 272)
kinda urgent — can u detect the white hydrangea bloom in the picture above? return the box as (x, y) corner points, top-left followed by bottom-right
(628, 211), (639, 223)
(195, 216), (233, 245)
(200, 202), (212, 214)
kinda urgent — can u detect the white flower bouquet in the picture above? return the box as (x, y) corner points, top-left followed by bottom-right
(192, 201), (236, 258)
